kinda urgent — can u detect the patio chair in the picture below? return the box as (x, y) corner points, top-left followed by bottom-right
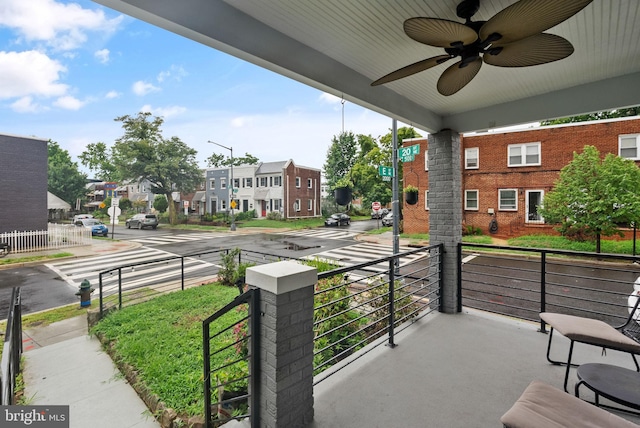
(540, 296), (640, 392)
(501, 380), (639, 428)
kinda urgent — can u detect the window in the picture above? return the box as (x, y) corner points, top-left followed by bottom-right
(619, 135), (640, 160)
(269, 176), (273, 187)
(499, 189), (517, 211)
(424, 149), (429, 171)
(260, 177), (267, 187)
(274, 176), (282, 186)
(220, 179), (227, 189)
(424, 190), (429, 210)
(465, 148), (479, 169)
(295, 199), (301, 212)
(273, 199), (281, 211)
(245, 178), (253, 188)
(295, 177), (301, 188)
(221, 199), (227, 210)
(465, 190), (479, 210)
(508, 143), (540, 167)
(307, 199), (312, 210)
(307, 178), (313, 188)
(209, 179), (215, 189)
(233, 178), (240, 189)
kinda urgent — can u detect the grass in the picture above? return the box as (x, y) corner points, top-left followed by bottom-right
(0, 252), (73, 266)
(508, 234), (638, 255)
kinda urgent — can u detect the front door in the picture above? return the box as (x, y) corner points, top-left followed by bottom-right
(526, 190), (544, 223)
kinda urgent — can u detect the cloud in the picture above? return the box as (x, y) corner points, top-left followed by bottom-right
(54, 95), (84, 110)
(0, 0), (123, 51)
(105, 90), (120, 99)
(157, 65), (188, 83)
(132, 80), (160, 96)
(94, 48), (110, 64)
(0, 50), (68, 99)
(10, 96), (40, 113)
(139, 104), (186, 118)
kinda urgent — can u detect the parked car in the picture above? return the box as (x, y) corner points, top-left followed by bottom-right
(126, 213), (159, 229)
(381, 212), (394, 227)
(75, 218), (108, 236)
(371, 208), (389, 219)
(324, 213), (351, 227)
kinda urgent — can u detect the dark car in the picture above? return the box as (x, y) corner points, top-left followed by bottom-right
(381, 212), (394, 227)
(371, 208), (389, 219)
(126, 213), (159, 229)
(75, 218), (109, 236)
(324, 213), (351, 227)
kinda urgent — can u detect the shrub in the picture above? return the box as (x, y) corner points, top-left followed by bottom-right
(266, 211), (282, 221)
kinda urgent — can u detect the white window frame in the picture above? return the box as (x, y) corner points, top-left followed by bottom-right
(220, 178), (227, 189)
(233, 178), (240, 189)
(424, 190), (429, 210)
(274, 176), (282, 186)
(295, 177), (301, 188)
(209, 179), (215, 190)
(499, 189), (518, 211)
(307, 199), (312, 210)
(307, 178), (313, 188)
(525, 190), (545, 224)
(260, 177), (267, 187)
(465, 190), (479, 211)
(295, 199), (301, 212)
(619, 134), (640, 160)
(424, 149), (429, 171)
(465, 148), (479, 169)
(508, 142), (541, 167)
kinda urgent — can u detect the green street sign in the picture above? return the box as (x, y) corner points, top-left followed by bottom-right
(378, 165), (394, 177)
(398, 144), (420, 162)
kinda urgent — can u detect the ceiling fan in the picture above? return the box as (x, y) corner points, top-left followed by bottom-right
(371, 0), (593, 96)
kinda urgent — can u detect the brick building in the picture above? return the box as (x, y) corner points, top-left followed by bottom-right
(402, 117), (640, 237)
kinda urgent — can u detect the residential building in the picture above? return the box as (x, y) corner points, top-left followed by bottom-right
(402, 116), (640, 237)
(0, 133), (48, 233)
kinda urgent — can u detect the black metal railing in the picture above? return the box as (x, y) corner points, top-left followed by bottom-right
(0, 287), (22, 405)
(459, 243), (640, 331)
(98, 248), (297, 317)
(203, 288), (259, 428)
(313, 244), (443, 383)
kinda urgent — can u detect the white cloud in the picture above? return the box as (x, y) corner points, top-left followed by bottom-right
(105, 90), (120, 99)
(0, 50), (68, 99)
(139, 104), (186, 118)
(94, 48), (110, 64)
(132, 80), (160, 96)
(54, 95), (84, 110)
(10, 96), (40, 113)
(157, 65), (188, 83)
(0, 0), (123, 51)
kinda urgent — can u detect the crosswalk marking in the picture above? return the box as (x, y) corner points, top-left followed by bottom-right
(305, 242), (429, 272)
(276, 229), (360, 240)
(128, 232), (224, 245)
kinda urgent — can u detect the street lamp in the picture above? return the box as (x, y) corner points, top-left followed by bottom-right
(208, 141), (236, 231)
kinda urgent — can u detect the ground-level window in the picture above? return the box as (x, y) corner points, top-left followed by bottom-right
(499, 189), (517, 211)
(273, 199), (281, 212)
(508, 143), (540, 167)
(619, 134), (640, 160)
(526, 190), (544, 223)
(465, 190), (479, 210)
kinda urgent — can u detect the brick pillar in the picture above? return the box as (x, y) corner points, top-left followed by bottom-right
(428, 129), (462, 313)
(246, 261), (317, 428)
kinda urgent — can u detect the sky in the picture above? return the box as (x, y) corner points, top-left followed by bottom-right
(0, 0), (404, 177)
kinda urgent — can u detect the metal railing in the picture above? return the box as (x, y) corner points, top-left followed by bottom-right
(313, 243), (443, 383)
(0, 288), (22, 405)
(203, 288), (259, 428)
(0, 224), (92, 254)
(459, 243), (640, 331)
(97, 248), (298, 317)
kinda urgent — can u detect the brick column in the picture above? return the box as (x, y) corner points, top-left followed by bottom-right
(428, 129), (462, 313)
(246, 261), (317, 428)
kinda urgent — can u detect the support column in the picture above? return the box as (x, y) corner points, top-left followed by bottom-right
(428, 129), (462, 313)
(246, 261), (317, 428)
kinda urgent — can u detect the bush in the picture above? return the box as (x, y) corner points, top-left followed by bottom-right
(235, 210), (256, 221)
(266, 211), (282, 221)
(463, 225), (483, 236)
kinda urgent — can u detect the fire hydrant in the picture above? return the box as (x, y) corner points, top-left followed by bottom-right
(76, 279), (95, 307)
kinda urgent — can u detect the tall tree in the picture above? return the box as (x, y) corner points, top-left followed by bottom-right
(79, 142), (118, 181)
(111, 112), (203, 225)
(323, 131), (359, 190)
(47, 140), (87, 207)
(541, 106), (639, 126)
(539, 145), (640, 252)
(206, 152), (259, 167)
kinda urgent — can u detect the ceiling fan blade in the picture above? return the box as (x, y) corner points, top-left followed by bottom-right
(437, 58), (482, 96)
(479, 0), (593, 45)
(404, 17), (478, 48)
(372, 55), (452, 86)
(484, 33), (574, 67)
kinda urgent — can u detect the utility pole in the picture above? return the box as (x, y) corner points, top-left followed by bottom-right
(392, 119), (399, 265)
(208, 141), (236, 231)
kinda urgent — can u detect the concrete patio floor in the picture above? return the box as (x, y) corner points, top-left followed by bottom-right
(311, 308), (640, 427)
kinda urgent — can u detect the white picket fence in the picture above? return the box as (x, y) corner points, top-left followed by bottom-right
(0, 223), (93, 254)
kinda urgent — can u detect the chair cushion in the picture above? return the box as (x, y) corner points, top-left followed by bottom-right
(501, 380), (639, 428)
(540, 312), (640, 354)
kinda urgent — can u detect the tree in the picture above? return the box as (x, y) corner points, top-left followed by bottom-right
(153, 194), (169, 213)
(79, 142), (118, 181)
(539, 145), (640, 252)
(47, 140), (87, 207)
(541, 106), (639, 126)
(323, 132), (359, 192)
(206, 152), (259, 167)
(110, 112), (203, 225)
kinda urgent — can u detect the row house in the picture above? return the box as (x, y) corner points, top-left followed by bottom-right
(205, 160), (321, 219)
(402, 116), (640, 237)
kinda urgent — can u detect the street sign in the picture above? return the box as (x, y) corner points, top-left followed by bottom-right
(372, 201), (381, 211)
(232, 188), (238, 194)
(378, 165), (394, 177)
(230, 200), (237, 209)
(398, 144), (420, 162)
(111, 197), (119, 207)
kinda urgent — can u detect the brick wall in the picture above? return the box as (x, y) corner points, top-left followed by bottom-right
(402, 117), (640, 238)
(284, 162), (321, 218)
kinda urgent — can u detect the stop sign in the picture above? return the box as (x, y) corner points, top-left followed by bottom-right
(372, 201), (381, 211)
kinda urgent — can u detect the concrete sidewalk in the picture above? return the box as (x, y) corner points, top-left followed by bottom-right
(22, 316), (160, 428)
